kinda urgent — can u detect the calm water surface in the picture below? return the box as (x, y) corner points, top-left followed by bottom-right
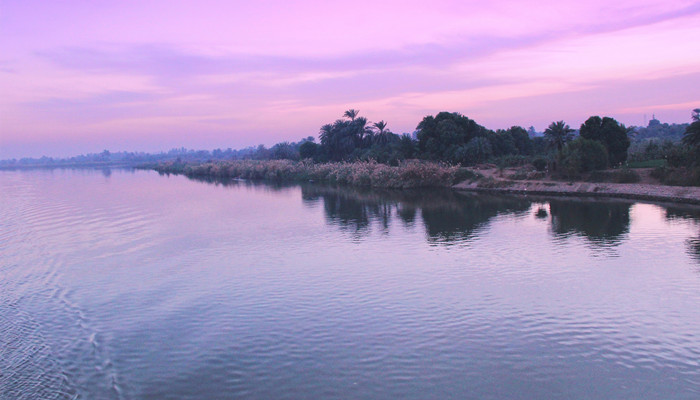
(1, 168), (699, 399)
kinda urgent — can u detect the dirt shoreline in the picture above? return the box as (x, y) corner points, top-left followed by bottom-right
(453, 179), (700, 205)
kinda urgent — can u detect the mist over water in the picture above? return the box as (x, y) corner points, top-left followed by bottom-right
(2, 168), (699, 399)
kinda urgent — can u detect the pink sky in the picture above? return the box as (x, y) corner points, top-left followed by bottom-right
(1, 0), (699, 158)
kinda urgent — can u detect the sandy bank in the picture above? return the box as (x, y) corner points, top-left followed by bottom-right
(454, 179), (700, 205)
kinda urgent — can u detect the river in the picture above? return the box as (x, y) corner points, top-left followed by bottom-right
(1, 168), (699, 399)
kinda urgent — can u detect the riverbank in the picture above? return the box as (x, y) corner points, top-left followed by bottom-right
(142, 159), (700, 205)
(454, 176), (700, 205)
(141, 159), (462, 188)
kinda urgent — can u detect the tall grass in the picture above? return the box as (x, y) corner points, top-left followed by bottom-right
(145, 159), (461, 188)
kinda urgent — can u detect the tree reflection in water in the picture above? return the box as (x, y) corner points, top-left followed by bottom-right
(300, 185), (531, 244)
(185, 174), (700, 259)
(420, 194), (531, 244)
(548, 199), (632, 247)
(665, 206), (700, 263)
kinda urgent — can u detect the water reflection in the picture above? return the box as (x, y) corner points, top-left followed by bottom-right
(300, 185), (532, 243)
(420, 194), (531, 244)
(185, 175), (302, 196)
(4, 169), (700, 400)
(185, 175), (700, 256)
(665, 206), (700, 262)
(548, 199), (631, 247)
(300, 185), (637, 248)
(665, 205), (700, 223)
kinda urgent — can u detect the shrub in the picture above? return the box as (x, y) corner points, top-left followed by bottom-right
(651, 166), (700, 186)
(457, 137), (493, 165)
(148, 159), (460, 188)
(532, 157), (547, 172)
(665, 146), (694, 168)
(558, 138), (608, 176)
(453, 168), (482, 184)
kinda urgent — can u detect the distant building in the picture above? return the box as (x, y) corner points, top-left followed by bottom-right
(648, 115), (661, 128)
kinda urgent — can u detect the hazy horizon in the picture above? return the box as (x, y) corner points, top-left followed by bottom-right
(2, 0), (699, 158)
(0, 110), (693, 161)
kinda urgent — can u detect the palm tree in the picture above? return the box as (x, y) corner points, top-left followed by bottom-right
(682, 121), (700, 148)
(343, 109), (359, 121)
(373, 120), (387, 135)
(352, 116), (373, 146)
(372, 120), (391, 145)
(319, 123), (334, 147)
(544, 121), (574, 151)
(682, 109), (700, 148)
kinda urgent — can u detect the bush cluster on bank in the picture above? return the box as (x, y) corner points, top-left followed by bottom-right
(148, 159), (463, 188)
(650, 166), (700, 187)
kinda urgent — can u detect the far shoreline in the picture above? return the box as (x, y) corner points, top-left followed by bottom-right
(141, 159), (700, 206)
(4, 160), (697, 206)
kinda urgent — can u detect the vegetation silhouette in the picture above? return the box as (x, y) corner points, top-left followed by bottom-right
(544, 121), (574, 152)
(664, 204), (700, 264)
(681, 108), (700, 148)
(548, 199), (631, 246)
(6, 107), (699, 188)
(179, 174), (700, 259)
(420, 194), (531, 244)
(579, 116), (632, 166)
(300, 185), (531, 244)
(5, 108), (699, 184)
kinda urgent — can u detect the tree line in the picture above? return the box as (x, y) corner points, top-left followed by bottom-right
(4, 109), (699, 177)
(293, 108), (698, 174)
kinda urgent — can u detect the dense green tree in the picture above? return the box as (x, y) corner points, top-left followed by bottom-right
(490, 130), (517, 157)
(319, 120), (355, 160)
(397, 134), (417, 159)
(506, 126), (532, 155)
(544, 121), (574, 151)
(318, 111), (376, 160)
(460, 137), (493, 164)
(558, 138), (608, 175)
(299, 140), (320, 160)
(416, 112), (491, 163)
(530, 137), (548, 155)
(271, 142), (299, 160)
(491, 126), (532, 157)
(579, 116), (631, 166)
(252, 144), (272, 160)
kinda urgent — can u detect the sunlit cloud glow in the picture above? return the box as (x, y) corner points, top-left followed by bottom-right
(1, 0), (699, 157)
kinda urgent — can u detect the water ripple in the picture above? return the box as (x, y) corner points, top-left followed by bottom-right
(2, 169), (700, 399)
